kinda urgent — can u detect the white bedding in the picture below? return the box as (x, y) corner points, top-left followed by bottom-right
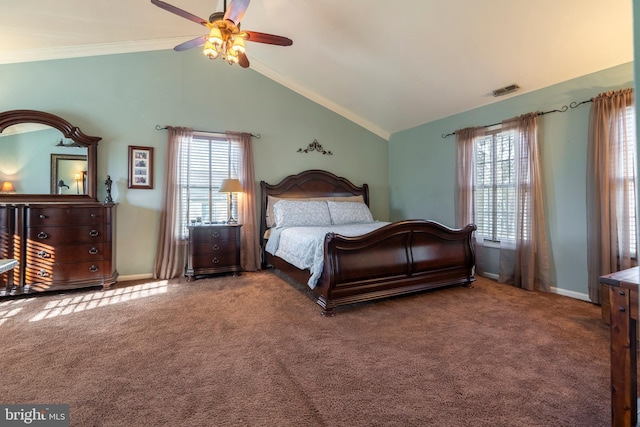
(265, 222), (390, 289)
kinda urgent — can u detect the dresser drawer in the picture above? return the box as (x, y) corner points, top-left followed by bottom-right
(27, 207), (105, 226)
(26, 225), (105, 245)
(25, 260), (106, 285)
(26, 242), (105, 264)
(0, 207), (8, 225)
(190, 226), (237, 242)
(0, 229), (11, 259)
(191, 252), (239, 270)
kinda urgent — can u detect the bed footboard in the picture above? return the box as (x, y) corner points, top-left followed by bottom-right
(314, 220), (476, 316)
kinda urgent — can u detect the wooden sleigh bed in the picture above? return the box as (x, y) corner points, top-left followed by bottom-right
(260, 170), (476, 316)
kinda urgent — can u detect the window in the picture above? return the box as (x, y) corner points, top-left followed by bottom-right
(474, 128), (518, 242)
(177, 133), (241, 238)
(615, 106), (637, 257)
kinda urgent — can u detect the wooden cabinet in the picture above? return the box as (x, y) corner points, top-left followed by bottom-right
(0, 203), (117, 296)
(186, 224), (241, 280)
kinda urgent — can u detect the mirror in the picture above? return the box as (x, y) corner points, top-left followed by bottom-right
(0, 110), (100, 202)
(51, 154), (88, 195)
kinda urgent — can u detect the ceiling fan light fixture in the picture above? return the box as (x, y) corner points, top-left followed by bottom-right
(226, 48), (239, 64)
(203, 41), (219, 59)
(208, 26), (224, 48)
(231, 37), (245, 55)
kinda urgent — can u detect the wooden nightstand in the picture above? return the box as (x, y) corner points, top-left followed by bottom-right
(186, 224), (242, 281)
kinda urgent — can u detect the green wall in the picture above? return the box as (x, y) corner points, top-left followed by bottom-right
(0, 49), (388, 278)
(389, 62), (634, 299)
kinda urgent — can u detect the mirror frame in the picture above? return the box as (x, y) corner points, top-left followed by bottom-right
(50, 154), (88, 195)
(0, 110), (100, 202)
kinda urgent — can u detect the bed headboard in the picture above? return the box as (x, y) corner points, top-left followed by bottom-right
(259, 169), (369, 248)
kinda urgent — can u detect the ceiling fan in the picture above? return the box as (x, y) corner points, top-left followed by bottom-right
(151, 0), (293, 68)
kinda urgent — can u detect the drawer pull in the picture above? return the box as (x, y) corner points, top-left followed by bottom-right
(212, 258), (220, 264)
(212, 231), (220, 238)
(88, 247), (99, 255)
(39, 214), (46, 219)
(37, 269), (49, 277)
(89, 265), (99, 272)
(37, 231), (48, 239)
(90, 213), (97, 218)
(37, 250), (50, 259)
(89, 229), (99, 237)
(212, 244), (220, 251)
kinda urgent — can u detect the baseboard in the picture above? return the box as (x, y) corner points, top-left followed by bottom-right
(478, 273), (592, 302)
(550, 287), (591, 302)
(118, 273), (154, 282)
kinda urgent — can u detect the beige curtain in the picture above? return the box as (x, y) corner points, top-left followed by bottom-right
(455, 127), (483, 228)
(501, 113), (551, 291)
(226, 132), (260, 271)
(586, 88), (635, 304)
(153, 127), (193, 279)
(455, 126), (487, 275)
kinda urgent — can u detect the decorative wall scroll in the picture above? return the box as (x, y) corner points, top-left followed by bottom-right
(297, 139), (332, 155)
(128, 145), (154, 189)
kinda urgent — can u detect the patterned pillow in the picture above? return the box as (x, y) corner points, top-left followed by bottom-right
(327, 201), (374, 225)
(266, 196), (309, 227)
(273, 200), (332, 227)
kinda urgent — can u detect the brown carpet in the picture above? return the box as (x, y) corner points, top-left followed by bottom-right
(0, 272), (610, 426)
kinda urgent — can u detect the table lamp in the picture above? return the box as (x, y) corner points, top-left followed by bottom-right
(219, 178), (243, 224)
(0, 181), (15, 193)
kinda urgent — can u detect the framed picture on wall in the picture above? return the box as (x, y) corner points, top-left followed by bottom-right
(128, 146), (154, 189)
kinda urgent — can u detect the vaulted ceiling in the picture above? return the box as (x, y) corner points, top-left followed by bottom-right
(0, 0), (633, 139)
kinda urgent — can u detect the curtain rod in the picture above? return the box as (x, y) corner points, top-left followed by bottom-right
(440, 106), (568, 139)
(155, 125), (261, 139)
(569, 99), (592, 109)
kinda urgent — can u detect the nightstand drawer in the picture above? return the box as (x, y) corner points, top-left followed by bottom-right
(191, 240), (237, 255)
(191, 252), (239, 269)
(190, 226), (237, 242)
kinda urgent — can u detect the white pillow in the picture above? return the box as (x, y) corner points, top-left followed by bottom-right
(273, 200), (332, 227)
(327, 201), (374, 225)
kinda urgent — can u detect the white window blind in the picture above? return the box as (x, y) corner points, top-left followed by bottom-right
(615, 106), (637, 257)
(177, 134), (241, 238)
(474, 129), (517, 242)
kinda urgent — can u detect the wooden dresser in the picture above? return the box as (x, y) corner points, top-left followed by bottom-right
(0, 205), (16, 291)
(186, 224), (241, 280)
(600, 267), (640, 427)
(0, 203), (117, 296)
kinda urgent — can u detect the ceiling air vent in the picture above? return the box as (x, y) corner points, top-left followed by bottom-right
(492, 84), (520, 97)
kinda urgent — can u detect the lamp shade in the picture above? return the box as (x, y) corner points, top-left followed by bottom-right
(0, 181), (15, 193)
(219, 178), (243, 193)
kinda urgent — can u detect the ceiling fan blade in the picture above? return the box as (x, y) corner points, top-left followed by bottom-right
(243, 31), (293, 46)
(151, 0), (211, 27)
(224, 0), (250, 24)
(174, 35), (207, 51)
(238, 52), (250, 68)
